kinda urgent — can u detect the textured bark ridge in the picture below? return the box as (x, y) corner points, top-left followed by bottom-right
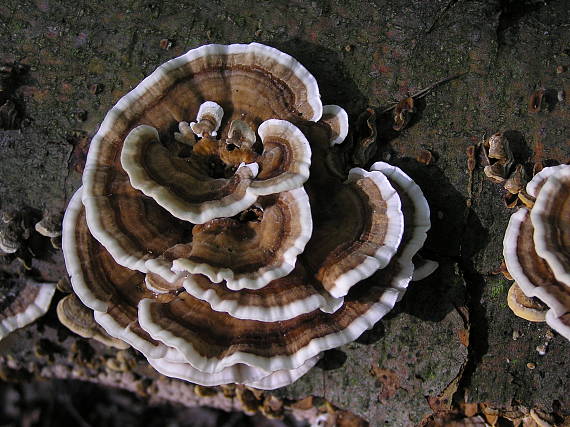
(0, 0), (569, 425)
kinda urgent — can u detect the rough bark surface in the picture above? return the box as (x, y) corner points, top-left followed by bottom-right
(0, 0), (569, 425)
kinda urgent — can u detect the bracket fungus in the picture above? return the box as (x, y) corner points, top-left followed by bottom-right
(0, 208), (58, 340)
(503, 164), (570, 339)
(0, 273), (56, 340)
(62, 43), (436, 389)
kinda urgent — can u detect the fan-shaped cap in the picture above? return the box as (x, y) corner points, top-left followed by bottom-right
(137, 282), (401, 374)
(147, 353), (321, 390)
(503, 207), (570, 335)
(35, 212), (63, 238)
(370, 162), (433, 298)
(83, 42), (322, 271)
(121, 124), (260, 224)
(121, 118), (311, 224)
(172, 187), (312, 290)
(503, 166), (570, 340)
(94, 293), (305, 388)
(303, 167), (404, 298)
(96, 264), (325, 388)
(81, 175), (192, 273)
(63, 187), (147, 313)
(530, 165), (570, 285)
(182, 263), (342, 322)
(504, 208), (570, 317)
(63, 187), (172, 358)
(64, 186), (328, 388)
(250, 119), (312, 194)
(190, 101), (224, 137)
(0, 275), (55, 340)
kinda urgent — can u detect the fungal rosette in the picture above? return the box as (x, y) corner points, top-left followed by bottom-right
(62, 43), (435, 389)
(503, 164), (570, 339)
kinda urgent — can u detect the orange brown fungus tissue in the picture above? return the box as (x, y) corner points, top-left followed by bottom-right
(61, 43), (437, 389)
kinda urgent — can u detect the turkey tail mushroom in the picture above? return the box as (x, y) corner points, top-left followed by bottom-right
(61, 43), (437, 389)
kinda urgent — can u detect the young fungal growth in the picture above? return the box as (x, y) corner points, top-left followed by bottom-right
(482, 132), (514, 184)
(0, 207), (60, 340)
(57, 293), (130, 349)
(320, 105), (349, 146)
(503, 164), (570, 339)
(479, 132), (532, 209)
(0, 209), (35, 255)
(174, 121), (196, 146)
(0, 220), (23, 254)
(62, 42), (437, 389)
(506, 282), (548, 322)
(392, 97), (415, 131)
(190, 101), (224, 137)
(34, 211), (63, 238)
(226, 120), (257, 151)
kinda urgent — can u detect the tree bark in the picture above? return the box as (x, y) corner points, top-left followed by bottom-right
(0, 0), (569, 425)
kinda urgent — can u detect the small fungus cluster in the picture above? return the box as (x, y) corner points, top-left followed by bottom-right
(62, 43), (435, 389)
(479, 132), (529, 208)
(0, 208), (61, 341)
(503, 164), (570, 339)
